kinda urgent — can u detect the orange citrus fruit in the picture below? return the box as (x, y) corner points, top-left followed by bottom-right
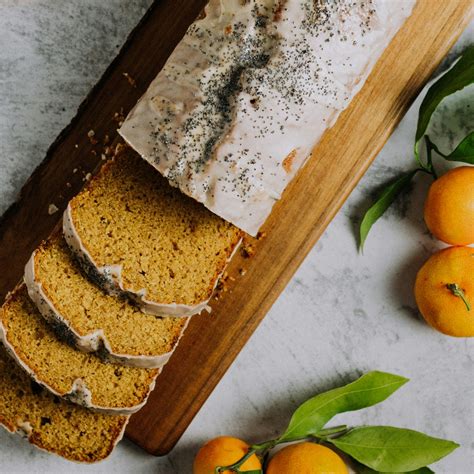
(424, 166), (474, 245)
(266, 442), (348, 474)
(193, 436), (262, 474)
(414, 246), (474, 337)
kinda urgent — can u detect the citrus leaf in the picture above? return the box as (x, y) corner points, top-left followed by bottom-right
(329, 426), (459, 472)
(238, 470), (262, 474)
(278, 372), (408, 443)
(359, 170), (418, 250)
(415, 46), (474, 161)
(354, 460), (435, 473)
(443, 131), (474, 164)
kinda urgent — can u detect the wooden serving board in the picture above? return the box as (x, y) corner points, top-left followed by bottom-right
(0, 0), (471, 456)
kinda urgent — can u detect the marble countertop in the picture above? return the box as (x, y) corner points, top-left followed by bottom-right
(0, 2), (472, 473)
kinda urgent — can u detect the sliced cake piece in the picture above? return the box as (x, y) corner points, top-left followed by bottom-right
(0, 285), (159, 414)
(25, 231), (189, 368)
(0, 344), (128, 463)
(64, 148), (242, 317)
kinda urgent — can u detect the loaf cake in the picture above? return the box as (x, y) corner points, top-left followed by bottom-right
(25, 231), (189, 368)
(0, 344), (128, 462)
(64, 149), (242, 316)
(0, 285), (159, 414)
(119, 0), (415, 236)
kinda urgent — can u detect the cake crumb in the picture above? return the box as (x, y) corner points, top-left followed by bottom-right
(115, 143), (125, 155)
(87, 130), (98, 145)
(122, 72), (137, 88)
(83, 173), (92, 182)
(48, 204), (59, 215)
(113, 109), (125, 125)
(240, 243), (255, 258)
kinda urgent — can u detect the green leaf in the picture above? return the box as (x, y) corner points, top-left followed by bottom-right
(278, 372), (408, 443)
(443, 131), (474, 164)
(329, 426), (459, 472)
(355, 460), (435, 473)
(359, 170), (418, 250)
(426, 132), (474, 165)
(415, 46), (474, 161)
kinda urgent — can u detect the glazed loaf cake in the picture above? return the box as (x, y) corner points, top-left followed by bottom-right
(25, 231), (189, 368)
(0, 285), (158, 414)
(120, 0), (415, 236)
(0, 344), (128, 463)
(64, 149), (242, 316)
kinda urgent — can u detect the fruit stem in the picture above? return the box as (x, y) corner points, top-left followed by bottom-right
(215, 440), (275, 473)
(423, 135), (438, 179)
(447, 283), (471, 311)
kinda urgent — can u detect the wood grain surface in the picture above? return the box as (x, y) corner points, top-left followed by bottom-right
(0, 0), (471, 457)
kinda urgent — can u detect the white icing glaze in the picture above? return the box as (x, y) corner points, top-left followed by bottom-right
(0, 287), (160, 415)
(68, 379), (93, 408)
(24, 250), (183, 368)
(63, 204), (242, 316)
(15, 421), (33, 437)
(120, 0), (415, 236)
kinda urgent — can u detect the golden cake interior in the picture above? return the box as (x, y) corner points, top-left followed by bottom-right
(1, 286), (158, 410)
(69, 151), (242, 306)
(35, 234), (188, 358)
(0, 344), (127, 462)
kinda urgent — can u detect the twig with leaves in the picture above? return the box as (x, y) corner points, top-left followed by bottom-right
(215, 371), (458, 473)
(359, 46), (474, 250)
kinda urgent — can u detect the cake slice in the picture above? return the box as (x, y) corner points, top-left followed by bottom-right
(0, 285), (158, 414)
(0, 344), (127, 463)
(25, 231), (189, 368)
(64, 148), (242, 317)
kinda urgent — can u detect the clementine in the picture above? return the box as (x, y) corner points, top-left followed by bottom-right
(193, 436), (261, 474)
(414, 246), (474, 337)
(424, 166), (474, 245)
(266, 442), (348, 474)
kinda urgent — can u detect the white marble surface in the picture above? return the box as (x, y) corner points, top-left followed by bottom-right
(0, 2), (472, 473)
